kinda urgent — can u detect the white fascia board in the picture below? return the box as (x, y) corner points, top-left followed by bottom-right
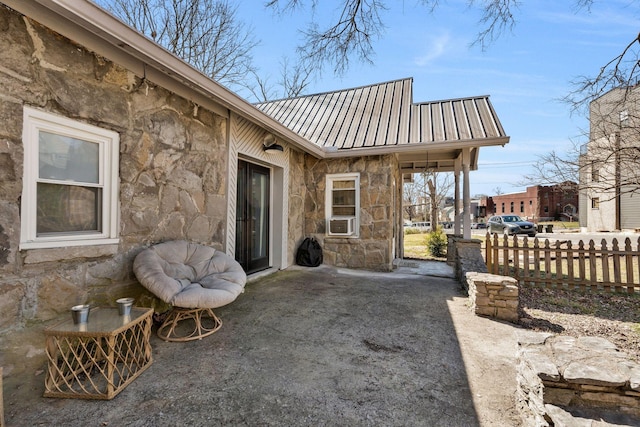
(322, 136), (510, 158)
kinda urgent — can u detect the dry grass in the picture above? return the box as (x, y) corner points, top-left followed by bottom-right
(403, 232), (447, 260)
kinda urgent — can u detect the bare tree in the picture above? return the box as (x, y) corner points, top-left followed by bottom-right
(528, 85), (640, 200)
(403, 171), (453, 225)
(247, 56), (315, 102)
(264, 0), (525, 74)
(96, 0), (259, 92)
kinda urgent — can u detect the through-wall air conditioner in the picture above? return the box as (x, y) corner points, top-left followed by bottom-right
(329, 217), (356, 236)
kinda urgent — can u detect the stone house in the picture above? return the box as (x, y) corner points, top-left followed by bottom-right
(0, 0), (509, 331)
(579, 85), (640, 232)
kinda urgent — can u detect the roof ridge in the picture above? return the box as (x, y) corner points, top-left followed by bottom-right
(413, 94), (491, 105)
(256, 77), (414, 105)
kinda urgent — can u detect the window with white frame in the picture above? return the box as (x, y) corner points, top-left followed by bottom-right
(326, 173), (359, 237)
(20, 107), (120, 249)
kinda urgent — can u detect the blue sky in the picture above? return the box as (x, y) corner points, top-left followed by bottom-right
(236, 0), (639, 197)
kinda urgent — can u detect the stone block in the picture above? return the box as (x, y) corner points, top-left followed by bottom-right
(0, 283), (25, 330)
(475, 306), (495, 317)
(498, 285), (518, 296)
(496, 307), (519, 322)
(521, 348), (560, 382)
(564, 358), (627, 387)
(37, 274), (88, 321)
(474, 283), (487, 295)
(543, 387), (576, 406)
(505, 299), (520, 309)
(580, 392), (639, 409)
(475, 296), (491, 307)
(494, 299), (507, 308)
(23, 244), (118, 264)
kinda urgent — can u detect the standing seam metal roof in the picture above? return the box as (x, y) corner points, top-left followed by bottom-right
(255, 78), (507, 151)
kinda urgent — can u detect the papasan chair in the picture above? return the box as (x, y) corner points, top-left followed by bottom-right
(133, 240), (247, 342)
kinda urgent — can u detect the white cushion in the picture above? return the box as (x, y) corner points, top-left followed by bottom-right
(133, 240), (247, 309)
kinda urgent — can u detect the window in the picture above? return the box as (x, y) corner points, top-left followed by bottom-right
(510, 202), (514, 213)
(520, 201), (524, 213)
(501, 203), (505, 213)
(591, 197), (600, 209)
(326, 173), (359, 236)
(591, 163), (599, 182)
(20, 107), (119, 249)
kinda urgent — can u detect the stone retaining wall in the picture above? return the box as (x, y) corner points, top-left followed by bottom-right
(517, 331), (640, 426)
(466, 272), (519, 322)
(449, 238), (487, 282)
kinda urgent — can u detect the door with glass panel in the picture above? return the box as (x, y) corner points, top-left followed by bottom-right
(235, 160), (270, 273)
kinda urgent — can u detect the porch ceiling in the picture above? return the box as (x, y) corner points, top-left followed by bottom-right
(398, 146), (480, 174)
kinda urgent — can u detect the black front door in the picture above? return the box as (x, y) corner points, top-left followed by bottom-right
(235, 160), (270, 273)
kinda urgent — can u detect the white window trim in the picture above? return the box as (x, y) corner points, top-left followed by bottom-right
(325, 172), (360, 237)
(20, 107), (120, 249)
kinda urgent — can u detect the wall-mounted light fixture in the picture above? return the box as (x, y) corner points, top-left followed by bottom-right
(263, 133), (284, 153)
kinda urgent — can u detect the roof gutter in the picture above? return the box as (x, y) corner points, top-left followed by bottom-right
(3, 0), (326, 158)
(322, 136), (510, 158)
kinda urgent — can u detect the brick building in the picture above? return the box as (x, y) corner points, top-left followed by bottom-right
(480, 183), (578, 222)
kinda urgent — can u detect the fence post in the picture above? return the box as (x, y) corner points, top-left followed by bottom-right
(625, 238), (634, 287)
(612, 239), (622, 291)
(588, 240), (597, 291)
(485, 233), (492, 272)
(601, 239), (610, 288)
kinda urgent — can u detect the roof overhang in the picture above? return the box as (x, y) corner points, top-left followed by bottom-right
(324, 136), (510, 173)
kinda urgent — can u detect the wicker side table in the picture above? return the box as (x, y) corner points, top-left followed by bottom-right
(44, 307), (153, 400)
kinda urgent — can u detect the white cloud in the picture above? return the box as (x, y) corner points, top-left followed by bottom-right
(413, 32), (451, 66)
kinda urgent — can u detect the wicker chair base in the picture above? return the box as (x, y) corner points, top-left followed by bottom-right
(156, 307), (222, 342)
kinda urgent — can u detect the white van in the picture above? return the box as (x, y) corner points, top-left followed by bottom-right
(411, 222), (432, 232)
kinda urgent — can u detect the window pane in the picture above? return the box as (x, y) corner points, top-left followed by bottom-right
(333, 180), (354, 190)
(333, 206), (356, 216)
(39, 131), (99, 183)
(37, 183), (101, 233)
(332, 189), (355, 206)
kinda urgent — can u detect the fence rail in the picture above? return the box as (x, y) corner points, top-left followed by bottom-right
(485, 234), (640, 293)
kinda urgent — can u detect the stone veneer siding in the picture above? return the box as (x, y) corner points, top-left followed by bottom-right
(302, 154), (401, 271)
(0, 6), (231, 330)
(287, 149), (307, 267)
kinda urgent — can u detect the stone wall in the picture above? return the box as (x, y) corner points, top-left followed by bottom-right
(449, 237), (488, 282)
(517, 331), (640, 425)
(302, 154), (400, 271)
(466, 272), (519, 322)
(0, 7), (230, 330)
(288, 149), (307, 267)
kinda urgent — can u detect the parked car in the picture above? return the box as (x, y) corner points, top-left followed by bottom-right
(487, 215), (536, 237)
(471, 222), (487, 229)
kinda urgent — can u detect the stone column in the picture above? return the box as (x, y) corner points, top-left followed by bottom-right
(454, 238), (487, 283)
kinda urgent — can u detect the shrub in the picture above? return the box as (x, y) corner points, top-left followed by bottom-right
(425, 227), (447, 257)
